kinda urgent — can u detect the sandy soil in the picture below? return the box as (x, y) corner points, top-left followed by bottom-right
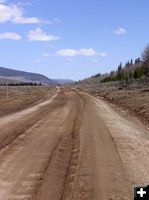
(0, 88), (148, 200)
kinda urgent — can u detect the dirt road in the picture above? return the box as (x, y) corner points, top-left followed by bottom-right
(0, 88), (149, 200)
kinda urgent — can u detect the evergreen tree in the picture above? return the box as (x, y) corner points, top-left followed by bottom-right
(142, 45), (149, 77)
(134, 67), (144, 78)
(117, 62), (123, 80)
(130, 59), (133, 65)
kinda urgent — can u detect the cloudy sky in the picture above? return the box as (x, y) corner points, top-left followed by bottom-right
(0, 0), (149, 80)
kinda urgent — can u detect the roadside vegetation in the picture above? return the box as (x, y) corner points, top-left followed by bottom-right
(79, 45), (149, 86)
(77, 45), (149, 126)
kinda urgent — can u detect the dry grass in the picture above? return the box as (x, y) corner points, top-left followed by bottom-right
(104, 89), (149, 126)
(79, 82), (149, 126)
(0, 86), (55, 117)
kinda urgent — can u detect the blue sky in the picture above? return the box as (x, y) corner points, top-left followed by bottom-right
(0, 0), (149, 80)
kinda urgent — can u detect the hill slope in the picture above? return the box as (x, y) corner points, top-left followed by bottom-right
(0, 66), (55, 85)
(54, 79), (74, 85)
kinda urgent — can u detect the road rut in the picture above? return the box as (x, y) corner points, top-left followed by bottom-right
(0, 88), (148, 200)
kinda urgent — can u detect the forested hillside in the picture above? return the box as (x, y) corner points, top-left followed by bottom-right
(77, 45), (149, 126)
(79, 45), (149, 87)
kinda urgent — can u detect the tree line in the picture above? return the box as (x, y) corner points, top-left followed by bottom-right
(0, 82), (42, 86)
(94, 45), (149, 83)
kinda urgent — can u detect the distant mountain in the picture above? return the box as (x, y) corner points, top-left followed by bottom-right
(54, 79), (74, 85)
(0, 66), (55, 85)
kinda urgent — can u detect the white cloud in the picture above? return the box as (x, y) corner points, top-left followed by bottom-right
(99, 52), (107, 56)
(57, 48), (107, 57)
(27, 28), (61, 42)
(57, 49), (79, 57)
(42, 53), (51, 57)
(0, 3), (49, 24)
(57, 48), (97, 57)
(14, 16), (42, 24)
(0, 32), (22, 40)
(79, 48), (97, 56)
(114, 27), (127, 35)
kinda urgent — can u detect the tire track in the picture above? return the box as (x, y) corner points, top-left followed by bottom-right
(1, 88), (147, 200)
(60, 94), (86, 200)
(0, 91), (71, 200)
(0, 90), (66, 151)
(61, 94), (96, 200)
(34, 92), (85, 200)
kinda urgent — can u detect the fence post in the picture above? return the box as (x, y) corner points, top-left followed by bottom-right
(6, 82), (9, 100)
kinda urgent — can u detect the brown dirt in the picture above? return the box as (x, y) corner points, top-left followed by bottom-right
(79, 84), (149, 127)
(0, 88), (149, 200)
(98, 89), (149, 127)
(0, 86), (55, 117)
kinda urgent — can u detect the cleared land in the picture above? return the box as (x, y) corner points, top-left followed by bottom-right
(0, 87), (148, 200)
(0, 86), (55, 117)
(78, 81), (149, 127)
(99, 89), (149, 126)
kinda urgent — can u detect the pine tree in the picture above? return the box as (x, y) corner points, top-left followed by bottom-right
(142, 45), (149, 77)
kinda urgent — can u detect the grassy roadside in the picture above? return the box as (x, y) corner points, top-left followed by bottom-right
(78, 82), (149, 127)
(0, 86), (56, 117)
